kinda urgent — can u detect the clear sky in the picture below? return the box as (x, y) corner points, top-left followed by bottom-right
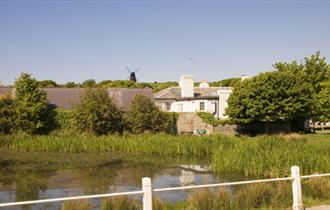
(1, 0), (330, 85)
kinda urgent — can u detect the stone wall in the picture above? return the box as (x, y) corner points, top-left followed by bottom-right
(177, 113), (213, 134)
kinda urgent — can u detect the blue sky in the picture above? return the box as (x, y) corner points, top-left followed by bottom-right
(1, 0), (330, 85)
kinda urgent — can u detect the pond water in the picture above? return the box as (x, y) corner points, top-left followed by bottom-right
(0, 151), (243, 210)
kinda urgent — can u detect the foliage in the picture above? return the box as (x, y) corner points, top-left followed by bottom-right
(227, 52), (330, 131)
(197, 112), (228, 126)
(54, 108), (75, 130)
(82, 79), (97, 88)
(226, 70), (312, 131)
(73, 88), (123, 135)
(212, 135), (330, 176)
(315, 80), (330, 122)
(14, 73), (53, 134)
(125, 94), (170, 134)
(209, 77), (241, 87)
(3, 133), (330, 177)
(151, 81), (178, 93)
(37, 80), (58, 88)
(63, 81), (80, 88)
(275, 51), (330, 122)
(0, 96), (16, 134)
(165, 112), (178, 135)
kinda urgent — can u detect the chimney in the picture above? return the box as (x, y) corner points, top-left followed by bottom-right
(241, 75), (249, 80)
(199, 80), (209, 88)
(179, 75), (194, 98)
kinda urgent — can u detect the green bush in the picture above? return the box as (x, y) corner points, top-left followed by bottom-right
(125, 94), (170, 134)
(54, 108), (75, 130)
(14, 73), (54, 134)
(0, 96), (16, 134)
(73, 88), (124, 135)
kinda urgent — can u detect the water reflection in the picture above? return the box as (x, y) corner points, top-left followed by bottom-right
(0, 153), (233, 210)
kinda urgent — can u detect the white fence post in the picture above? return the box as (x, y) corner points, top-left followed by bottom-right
(291, 166), (303, 210)
(142, 177), (152, 210)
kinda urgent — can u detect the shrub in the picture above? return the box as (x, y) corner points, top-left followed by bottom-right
(0, 96), (16, 134)
(73, 88), (124, 135)
(54, 108), (75, 130)
(125, 94), (170, 134)
(14, 73), (53, 134)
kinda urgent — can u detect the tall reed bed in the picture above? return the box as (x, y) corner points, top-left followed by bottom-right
(212, 135), (330, 176)
(0, 133), (233, 158)
(1, 133), (330, 177)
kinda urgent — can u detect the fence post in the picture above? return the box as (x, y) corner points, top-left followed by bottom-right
(291, 166), (303, 210)
(142, 177), (152, 210)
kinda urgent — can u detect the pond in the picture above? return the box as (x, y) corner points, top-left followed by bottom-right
(0, 151), (244, 210)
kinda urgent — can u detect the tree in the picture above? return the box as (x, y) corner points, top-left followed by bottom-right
(209, 78), (241, 87)
(275, 52), (330, 122)
(226, 70), (311, 131)
(14, 73), (51, 134)
(0, 96), (16, 134)
(64, 81), (79, 88)
(125, 94), (170, 134)
(73, 88), (123, 135)
(82, 79), (96, 88)
(38, 80), (58, 88)
(315, 80), (330, 123)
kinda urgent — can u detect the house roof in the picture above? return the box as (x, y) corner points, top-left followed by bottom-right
(0, 87), (154, 111)
(154, 87), (227, 99)
(0, 87), (14, 96)
(106, 88), (154, 111)
(43, 88), (83, 109)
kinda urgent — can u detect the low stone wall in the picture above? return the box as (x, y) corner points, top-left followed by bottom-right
(177, 113), (213, 134)
(213, 124), (238, 136)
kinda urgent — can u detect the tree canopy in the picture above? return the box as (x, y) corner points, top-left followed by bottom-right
(73, 88), (123, 135)
(125, 94), (170, 134)
(226, 52), (330, 131)
(14, 73), (51, 134)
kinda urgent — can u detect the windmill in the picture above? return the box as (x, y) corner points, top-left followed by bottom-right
(126, 67), (140, 82)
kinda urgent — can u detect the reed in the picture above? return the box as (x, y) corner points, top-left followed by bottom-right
(212, 135), (330, 176)
(1, 133), (329, 177)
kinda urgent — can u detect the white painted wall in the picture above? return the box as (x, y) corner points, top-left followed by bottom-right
(158, 100), (217, 114)
(217, 87), (233, 119)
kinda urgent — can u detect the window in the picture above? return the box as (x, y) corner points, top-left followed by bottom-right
(200, 102), (205, 111)
(165, 102), (171, 111)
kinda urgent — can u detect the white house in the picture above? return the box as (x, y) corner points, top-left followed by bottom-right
(155, 75), (232, 119)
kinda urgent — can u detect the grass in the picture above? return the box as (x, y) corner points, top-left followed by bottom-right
(1, 133), (329, 177)
(212, 134), (330, 176)
(59, 177), (330, 210)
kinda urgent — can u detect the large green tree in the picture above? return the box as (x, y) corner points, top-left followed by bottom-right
(125, 94), (170, 134)
(15, 73), (50, 134)
(227, 52), (330, 131)
(275, 52), (330, 122)
(315, 80), (330, 122)
(73, 88), (123, 135)
(226, 70), (311, 131)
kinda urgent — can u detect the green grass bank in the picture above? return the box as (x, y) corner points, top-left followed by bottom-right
(1, 133), (329, 177)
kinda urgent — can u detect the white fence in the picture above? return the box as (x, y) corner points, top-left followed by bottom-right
(0, 166), (329, 210)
